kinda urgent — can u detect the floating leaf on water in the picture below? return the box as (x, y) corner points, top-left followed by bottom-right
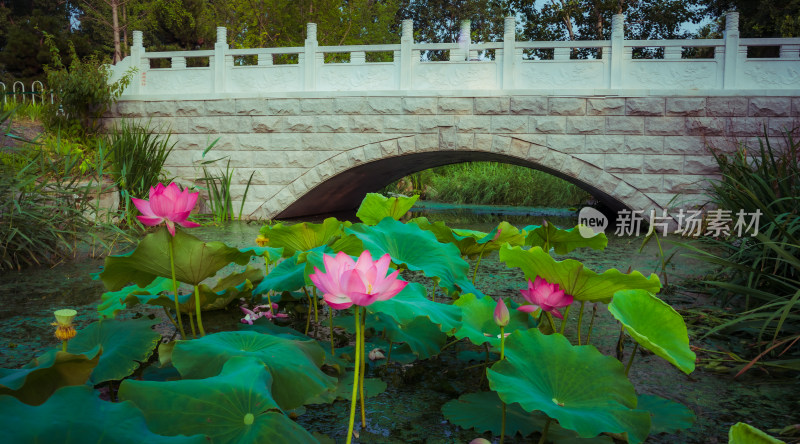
(0, 385), (206, 443)
(171, 331), (337, 410)
(120, 356), (319, 444)
(487, 329), (651, 443)
(728, 422), (786, 444)
(637, 394), (696, 435)
(260, 217), (344, 257)
(0, 348), (100, 405)
(522, 223), (608, 254)
(67, 318), (161, 384)
(608, 290), (696, 374)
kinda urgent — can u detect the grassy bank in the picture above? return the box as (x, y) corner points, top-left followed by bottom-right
(385, 162), (592, 207)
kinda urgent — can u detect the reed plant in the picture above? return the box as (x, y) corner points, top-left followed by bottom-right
(196, 153), (254, 222)
(686, 129), (799, 368)
(107, 120), (175, 225)
(424, 162), (592, 207)
(0, 109), (100, 270)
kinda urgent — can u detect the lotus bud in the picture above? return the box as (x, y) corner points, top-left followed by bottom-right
(493, 298), (510, 327)
(368, 348), (386, 361)
(469, 439), (492, 444)
(53, 309), (77, 349)
(255, 234), (269, 247)
(492, 228), (502, 242)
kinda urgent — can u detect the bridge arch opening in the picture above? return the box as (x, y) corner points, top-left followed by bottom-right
(275, 146), (634, 220)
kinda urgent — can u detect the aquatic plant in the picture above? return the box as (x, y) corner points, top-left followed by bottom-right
(310, 250), (407, 444)
(52, 309), (77, 351)
(518, 276), (574, 322)
(132, 182), (200, 338)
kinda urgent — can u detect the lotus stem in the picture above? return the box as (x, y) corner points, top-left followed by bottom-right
(62, 340), (67, 352)
(472, 243), (490, 284)
(303, 287), (312, 335)
(167, 235), (187, 339)
(559, 305), (571, 334)
(345, 307), (361, 444)
(313, 287), (319, 324)
(546, 312), (557, 333)
(625, 342), (639, 376)
(586, 304), (597, 345)
(464, 360), (498, 370)
(193, 285), (205, 337)
(187, 311), (197, 339)
(539, 417), (552, 444)
(329, 304), (335, 355)
(359, 307), (366, 429)
(385, 340), (392, 367)
(500, 325), (506, 443)
(162, 307), (179, 330)
(576, 301), (585, 345)
(440, 338), (461, 353)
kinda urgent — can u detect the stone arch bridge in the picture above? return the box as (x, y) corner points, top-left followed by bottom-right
(106, 13), (800, 220)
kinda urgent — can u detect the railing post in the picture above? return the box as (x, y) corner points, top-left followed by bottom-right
(304, 23), (318, 91)
(453, 20), (471, 61)
(131, 30), (145, 95)
(214, 27), (228, 93)
(502, 16), (515, 89)
(609, 14), (624, 89)
(400, 19), (413, 89)
(722, 11), (739, 89)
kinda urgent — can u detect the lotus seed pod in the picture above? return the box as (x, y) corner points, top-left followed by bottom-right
(54, 309), (77, 326)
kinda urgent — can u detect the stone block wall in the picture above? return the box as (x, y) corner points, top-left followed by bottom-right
(105, 95), (800, 219)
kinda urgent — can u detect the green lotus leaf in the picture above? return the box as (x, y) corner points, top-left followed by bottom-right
(453, 293), (536, 348)
(608, 290), (696, 374)
(260, 217), (344, 257)
(356, 193), (419, 225)
(253, 252), (306, 294)
(191, 266), (260, 311)
(0, 385), (206, 443)
(442, 391), (614, 443)
(369, 282), (462, 333)
(412, 218), (525, 259)
(499, 245), (661, 302)
(334, 218), (481, 296)
(99, 227), (254, 290)
(637, 394), (695, 435)
(240, 246), (284, 263)
(729, 422), (786, 444)
(97, 277), (173, 319)
(334, 372), (388, 400)
(522, 223), (608, 254)
(487, 329), (651, 443)
(0, 348), (100, 405)
(120, 356), (318, 444)
(171, 331), (337, 410)
(67, 318), (161, 384)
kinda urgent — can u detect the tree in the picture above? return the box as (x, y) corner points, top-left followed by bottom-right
(702, 0), (800, 38)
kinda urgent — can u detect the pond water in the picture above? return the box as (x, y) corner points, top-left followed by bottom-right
(0, 203), (796, 443)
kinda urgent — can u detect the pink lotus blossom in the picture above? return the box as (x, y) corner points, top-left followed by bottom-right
(518, 276), (574, 320)
(240, 303), (286, 324)
(493, 297), (509, 327)
(131, 182), (200, 236)
(309, 251), (407, 310)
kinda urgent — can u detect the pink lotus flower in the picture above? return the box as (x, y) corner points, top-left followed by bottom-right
(518, 276), (574, 319)
(309, 251), (407, 310)
(240, 303), (286, 324)
(493, 297), (509, 327)
(131, 183), (200, 236)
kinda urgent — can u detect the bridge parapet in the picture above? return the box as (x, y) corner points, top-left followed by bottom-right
(110, 12), (800, 99)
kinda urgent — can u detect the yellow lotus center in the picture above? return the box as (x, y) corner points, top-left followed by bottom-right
(243, 413), (254, 425)
(367, 283), (373, 293)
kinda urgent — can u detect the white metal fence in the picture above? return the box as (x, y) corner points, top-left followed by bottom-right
(0, 80), (53, 105)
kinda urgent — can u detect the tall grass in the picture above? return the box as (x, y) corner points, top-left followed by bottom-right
(107, 120), (175, 225)
(687, 130), (799, 365)
(422, 162), (592, 207)
(196, 154), (254, 222)
(0, 108), (104, 270)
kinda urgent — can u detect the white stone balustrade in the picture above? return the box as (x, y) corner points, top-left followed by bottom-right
(108, 12), (800, 98)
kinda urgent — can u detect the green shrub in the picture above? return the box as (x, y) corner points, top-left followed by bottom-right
(422, 162), (591, 207)
(42, 32), (133, 137)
